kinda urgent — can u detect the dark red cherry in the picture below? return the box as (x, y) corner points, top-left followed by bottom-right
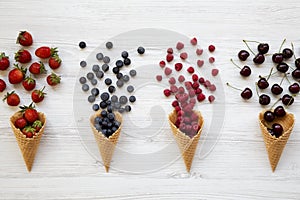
(271, 84), (283, 95)
(289, 83), (300, 94)
(272, 123), (283, 138)
(241, 88), (253, 99)
(240, 66), (251, 77)
(238, 50), (250, 61)
(292, 69), (300, 79)
(272, 53), (284, 64)
(259, 94), (270, 105)
(258, 43), (269, 54)
(264, 111), (275, 122)
(282, 48), (293, 59)
(257, 77), (269, 89)
(282, 94), (294, 106)
(276, 62), (289, 73)
(274, 106), (286, 117)
(253, 54), (265, 64)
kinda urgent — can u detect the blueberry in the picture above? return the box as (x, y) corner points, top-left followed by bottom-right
(113, 121), (120, 128)
(95, 71), (104, 79)
(116, 60), (124, 68)
(106, 100), (112, 105)
(91, 88), (100, 96)
(107, 113), (115, 121)
(100, 101), (107, 109)
(116, 73), (123, 79)
(137, 46), (145, 54)
(129, 69), (136, 77)
(129, 96), (136, 103)
(92, 64), (100, 72)
(101, 92), (110, 101)
(114, 102), (121, 109)
(91, 79), (97, 85)
(118, 107), (125, 113)
(101, 110), (108, 117)
(96, 53), (104, 61)
(103, 56), (110, 64)
(106, 129), (113, 137)
(95, 124), (101, 132)
(108, 85), (116, 93)
(112, 126), (117, 133)
(125, 105), (131, 112)
(112, 67), (119, 74)
(106, 42), (113, 49)
(124, 58), (131, 66)
(88, 95), (96, 103)
(107, 105), (113, 113)
(94, 116), (101, 124)
(111, 95), (118, 102)
(79, 41), (86, 49)
(80, 60), (87, 67)
(102, 64), (109, 72)
(122, 51), (129, 58)
(122, 75), (130, 82)
(116, 79), (124, 88)
(79, 77), (87, 84)
(92, 104), (100, 111)
(119, 96), (128, 105)
(105, 78), (112, 86)
(87, 72), (94, 80)
(107, 122), (113, 128)
(82, 84), (89, 91)
(102, 129), (108, 136)
(127, 85), (134, 93)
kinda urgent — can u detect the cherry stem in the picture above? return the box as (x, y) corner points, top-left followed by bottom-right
(270, 98), (281, 110)
(230, 59), (241, 69)
(226, 83), (242, 91)
(255, 83), (260, 97)
(266, 67), (274, 81)
(278, 38), (286, 53)
(261, 71), (277, 79)
(242, 40), (256, 56)
(285, 73), (291, 84)
(280, 74), (286, 85)
(243, 40), (260, 44)
(291, 42), (297, 60)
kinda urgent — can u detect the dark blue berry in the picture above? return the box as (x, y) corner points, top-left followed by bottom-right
(79, 77), (87, 84)
(102, 64), (109, 72)
(82, 84), (89, 91)
(79, 41), (86, 49)
(137, 46), (145, 54)
(100, 101), (107, 109)
(103, 56), (110, 64)
(116, 79), (124, 87)
(125, 105), (131, 112)
(96, 53), (103, 61)
(106, 42), (113, 49)
(88, 95), (96, 103)
(129, 96), (136, 103)
(91, 79), (97, 85)
(105, 78), (112, 86)
(116, 73), (123, 79)
(80, 60), (87, 67)
(124, 58), (131, 66)
(116, 60), (124, 68)
(112, 67), (119, 74)
(119, 96), (128, 104)
(87, 72), (94, 80)
(122, 75), (130, 82)
(101, 92), (110, 101)
(92, 104), (100, 111)
(129, 69), (136, 77)
(92, 64), (100, 72)
(101, 110), (108, 117)
(121, 51), (129, 58)
(91, 88), (100, 96)
(127, 85), (134, 93)
(96, 71), (104, 79)
(111, 95), (118, 102)
(108, 85), (116, 93)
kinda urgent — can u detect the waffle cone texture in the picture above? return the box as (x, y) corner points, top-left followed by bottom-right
(259, 111), (295, 172)
(10, 111), (46, 172)
(168, 110), (204, 172)
(90, 110), (123, 172)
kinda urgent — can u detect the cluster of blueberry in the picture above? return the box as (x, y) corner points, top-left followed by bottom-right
(94, 109), (121, 137)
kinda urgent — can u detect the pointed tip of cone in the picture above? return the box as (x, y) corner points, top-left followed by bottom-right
(26, 164), (32, 172)
(271, 164), (276, 172)
(105, 166), (109, 172)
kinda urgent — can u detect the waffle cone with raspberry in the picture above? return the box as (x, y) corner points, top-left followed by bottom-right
(259, 111), (295, 172)
(168, 110), (204, 172)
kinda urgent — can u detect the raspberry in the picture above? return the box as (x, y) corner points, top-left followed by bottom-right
(167, 48), (173, 54)
(187, 67), (194, 74)
(175, 106), (181, 112)
(204, 80), (211, 88)
(175, 63), (183, 71)
(169, 77), (176, 85)
(178, 75), (185, 83)
(209, 84), (216, 92)
(156, 75), (162, 82)
(192, 124), (200, 132)
(212, 69), (219, 76)
(190, 37), (197, 45)
(209, 57), (215, 63)
(197, 93), (205, 102)
(208, 45), (215, 52)
(185, 81), (193, 90)
(188, 89), (196, 97)
(172, 100), (179, 107)
(163, 89), (171, 97)
(196, 48), (203, 56)
(197, 60), (204, 67)
(208, 95), (215, 103)
(170, 85), (178, 93)
(159, 60), (166, 68)
(180, 52), (188, 60)
(192, 82), (200, 89)
(166, 54), (174, 62)
(192, 74), (198, 82)
(191, 112), (198, 121)
(195, 88), (202, 94)
(199, 77), (205, 84)
(176, 42), (184, 50)
(164, 67), (172, 76)
(178, 86), (185, 94)
(190, 98), (196, 104)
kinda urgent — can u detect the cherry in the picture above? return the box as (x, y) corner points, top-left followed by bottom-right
(295, 58), (300, 69)
(272, 53), (284, 64)
(264, 111), (275, 122)
(274, 106), (286, 117)
(258, 43), (269, 54)
(226, 83), (252, 100)
(259, 94), (271, 105)
(238, 50), (250, 61)
(257, 77), (269, 89)
(288, 82), (300, 94)
(272, 123), (283, 138)
(282, 48), (293, 59)
(282, 94), (294, 106)
(271, 84), (283, 95)
(253, 54), (265, 64)
(230, 59), (251, 77)
(276, 62), (289, 73)
(292, 69), (300, 79)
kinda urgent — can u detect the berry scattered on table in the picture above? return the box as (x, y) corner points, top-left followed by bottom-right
(3, 91), (20, 106)
(15, 49), (32, 64)
(17, 31), (33, 46)
(0, 52), (10, 70)
(79, 41), (86, 49)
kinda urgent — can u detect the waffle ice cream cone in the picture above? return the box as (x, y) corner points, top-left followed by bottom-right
(168, 110), (204, 172)
(10, 111), (46, 172)
(90, 110), (122, 172)
(259, 111), (295, 172)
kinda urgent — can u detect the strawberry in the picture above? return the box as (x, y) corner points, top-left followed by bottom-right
(31, 86), (46, 103)
(0, 52), (10, 70)
(32, 120), (43, 132)
(20, 103), (39, 123)
(3, 91), (20, 106)
(14, 117), (27, 129)
(15, 49), (32, 64)
(46, 72), (61, 86)
(49, 54), (62, 69)
(8, 64), (27, 84)
(35, 47), (57, 59)
(29, 61), (47, 75)
(22, 126), (35, 138)
(16, 31), (33, 46)
(0, 79), (6, 92)
(22, 76), (36, 91)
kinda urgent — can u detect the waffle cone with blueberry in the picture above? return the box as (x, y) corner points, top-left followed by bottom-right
(168, 109), (204, 172)
(90, 110), (122, 172)
(259, 111), (294, 172)
(10, 108), (46, 172)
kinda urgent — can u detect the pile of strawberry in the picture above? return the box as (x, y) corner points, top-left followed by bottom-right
(14, 103), (43, 138)
(0, 31), (62, 106)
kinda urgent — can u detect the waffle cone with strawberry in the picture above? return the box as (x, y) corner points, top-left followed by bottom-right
(168, 109), (204, 172)
(9, 103), (46, 171)
(90, 110), (122, 172)
(259, 111), (294, 172)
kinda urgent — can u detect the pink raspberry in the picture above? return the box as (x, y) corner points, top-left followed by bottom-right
(212, 69), (219, 76)
(156, 75), (162, 82)
(180, 52), (188, 60)
(178, 86), (185, 94)
(188, 89), (196, 97)
(196, 48), (203, 56)
(209, 84), (216, 92)
(185, 81), (193, 90)
(167, 48), (173, 54)
(163, 89), (171, 97)
(197, 60), (204, 67)
(192, 82), (200, 89)
(195, 88), (202, 94)
(164, 67), (172, 76)
(208, 95), (215, 103)
(166, 54), (174, 62)
(170, 85), (178, 93)
(190, 37), (197, 45)
(178, 75), (185, 83)
(159, 60), (166, 68)
(169, 77), (176, 85)
(176, 42), (184, 50)
(209, 57), (215, 63)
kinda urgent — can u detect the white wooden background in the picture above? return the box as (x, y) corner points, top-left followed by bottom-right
(1, 0), (300, 199)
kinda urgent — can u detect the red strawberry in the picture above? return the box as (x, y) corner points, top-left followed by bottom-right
(16, 31), (33, 46)
(31, 86), (46, 103)
(3, 91), (20, 106)
(0, 79), (6, 92)
(35, 47), (57, 59)
(22, 126), (35, 138)
(8, 64), (27, 84)
(49, 54), (62, 69)
(15, 49), (32, 63)
(0, 52), (10, 70)
(22, 76), (36, 91)
(20, 103), (39, 123)
(14, 117), (27, 129)
(29, 61), (47, 75)
(46, 72), (61, 86)
(32, 120), (43, 132)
